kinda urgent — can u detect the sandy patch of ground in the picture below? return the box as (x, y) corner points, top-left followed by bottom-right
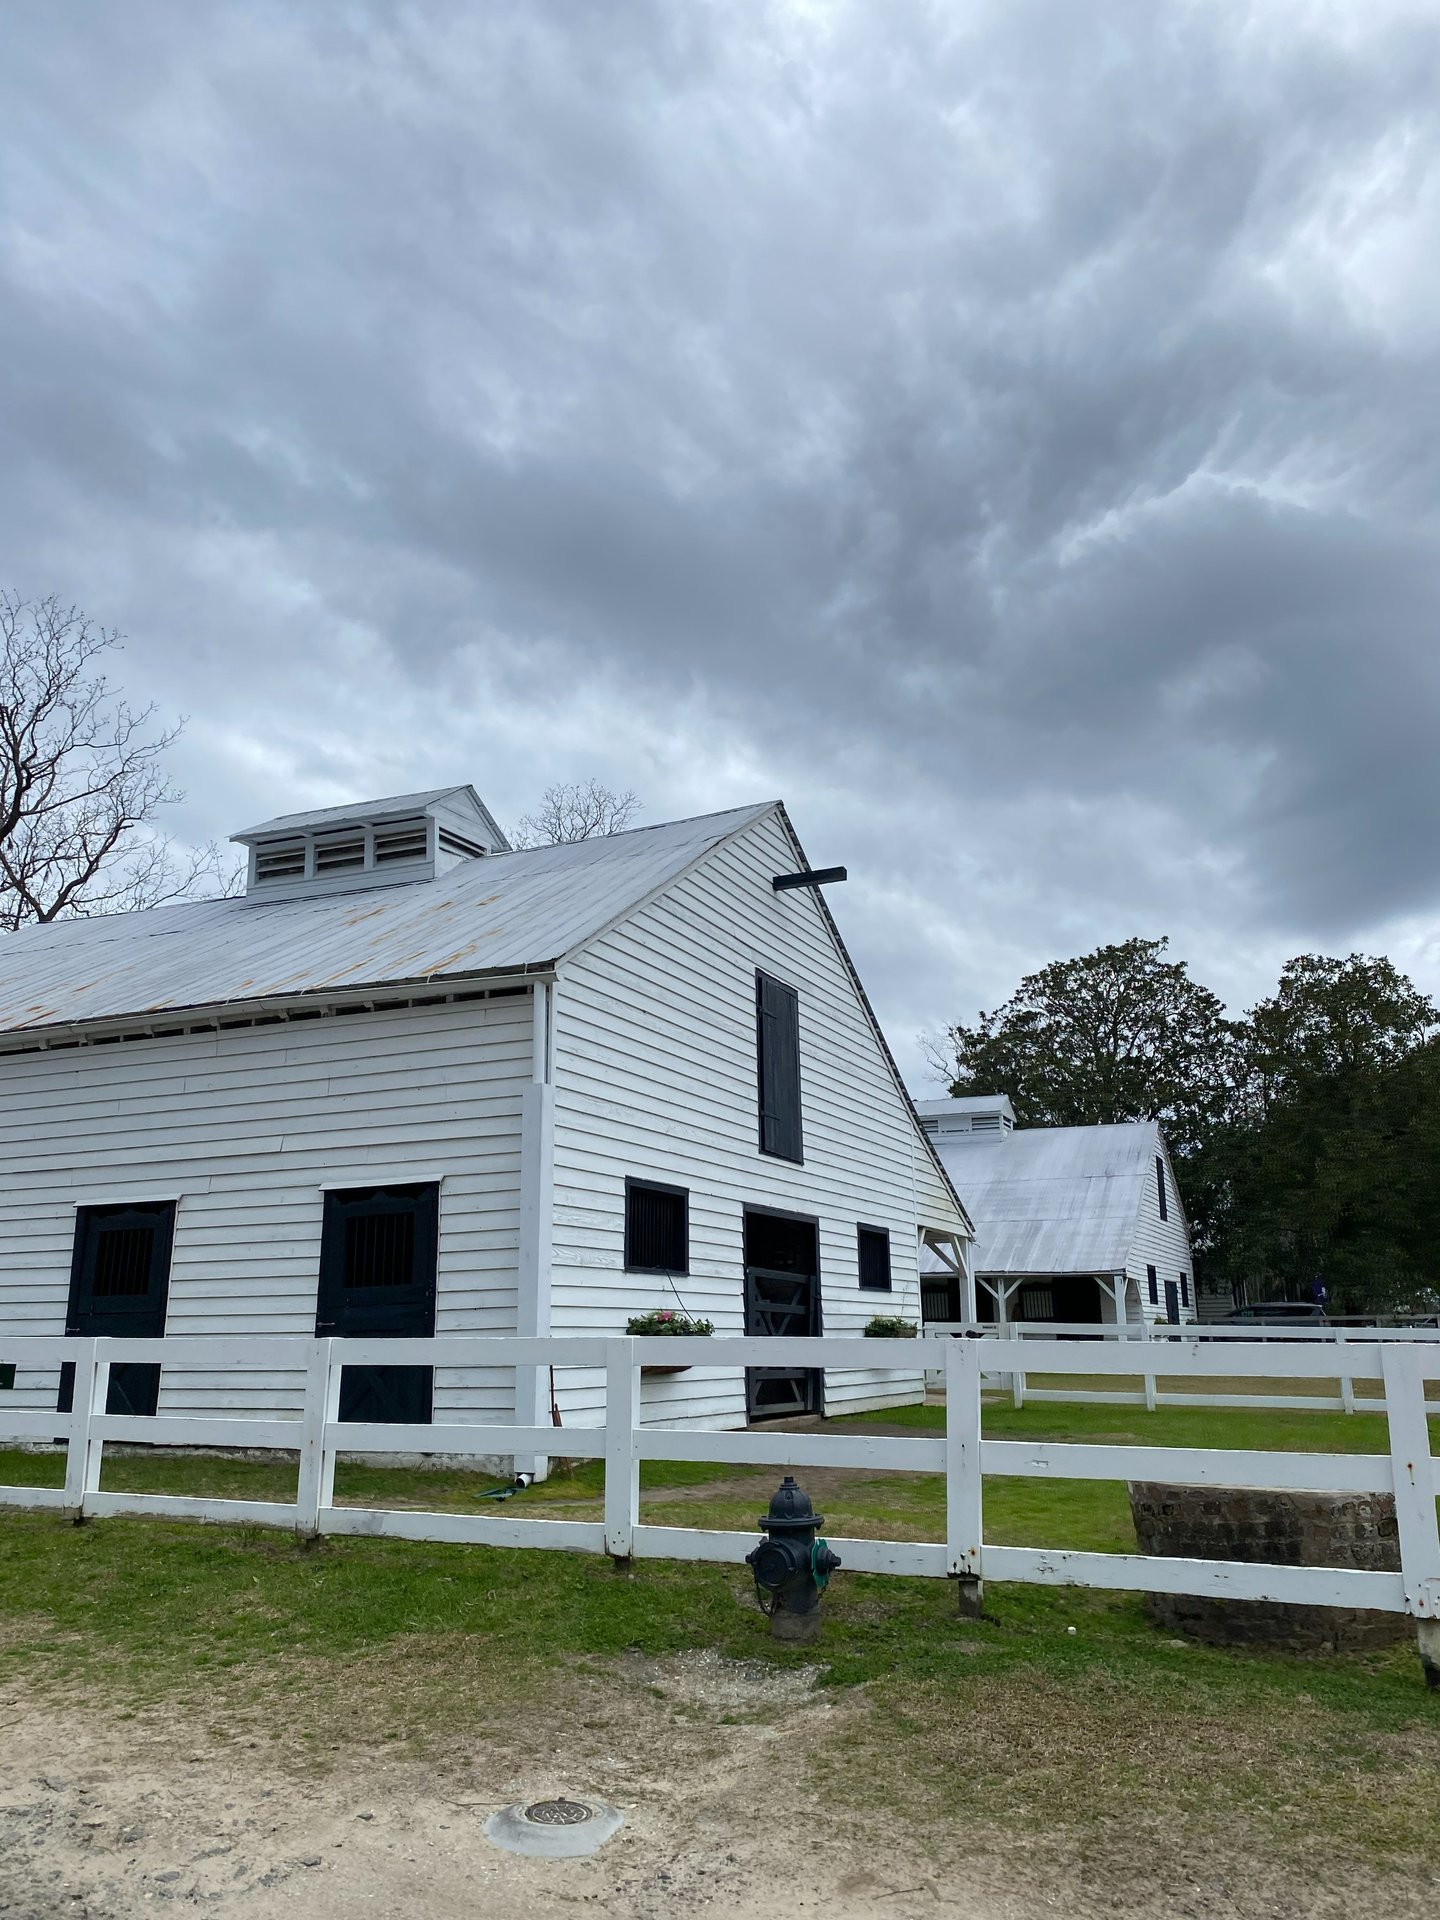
(0, 1654), (1435, 1920)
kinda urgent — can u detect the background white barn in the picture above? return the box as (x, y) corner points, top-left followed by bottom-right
(916, 1095), (1194, 1326)
(0, 787), (971, 1449)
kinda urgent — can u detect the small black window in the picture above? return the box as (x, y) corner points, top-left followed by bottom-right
(857, 1225), (892, 1292)
(1146, 1264), (1158, 1307)
(317, 1186), (438, 1327)
(625, 1180), (688, 1274)
(59, 1201), (175, 1417)
(0, 1364), (14, 1391)
(1180, 1271), (1190, 1309)
(1155, 1156), (1169, 1221)
(317, 1185), (438, 1427)
(757, 971), (803, 1163)
(344, 1208), (417, 1289)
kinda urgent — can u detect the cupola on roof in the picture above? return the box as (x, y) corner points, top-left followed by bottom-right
(231, 784), (511, 900)
(915, 1094), (1017, 1142)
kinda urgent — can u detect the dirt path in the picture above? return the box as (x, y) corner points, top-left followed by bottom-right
(0, 1658), (1011, 1920)
(0, 1655), (1433, 1920)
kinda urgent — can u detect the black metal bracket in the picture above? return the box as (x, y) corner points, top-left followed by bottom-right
(772, 867), (847, 892)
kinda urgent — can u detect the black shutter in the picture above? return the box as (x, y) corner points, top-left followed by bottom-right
(1155, 1157), (1168, 1221)
(756, 972), (803, 1163)
(857, 1226), (892, 1292)
(1180, 1271), (1190, 1308)
(625, 1182), (688, 1273)
(1146, 1264), (1158, 1307)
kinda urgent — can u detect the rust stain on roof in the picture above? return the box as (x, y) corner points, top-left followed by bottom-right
(415, 943), (480, 975)
(272, 958), (377, 991)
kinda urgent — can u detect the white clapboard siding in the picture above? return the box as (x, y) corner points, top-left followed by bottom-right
(0, 999), (529, 1424)
(1126, 1132), (1196, 1321)
(549, 809), (964, 1427)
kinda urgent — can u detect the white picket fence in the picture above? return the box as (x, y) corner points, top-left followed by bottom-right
(2, 1332), (1438, 1637)
(925, 1319), (1440, 1414)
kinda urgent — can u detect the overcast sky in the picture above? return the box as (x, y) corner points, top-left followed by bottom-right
(3, 0), (1439, 1086)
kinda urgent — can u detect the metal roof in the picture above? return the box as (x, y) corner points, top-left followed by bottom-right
(234, 786), (481, 840)
(0, 803), (773, 1039)
(928, 1121), (1163, 1276)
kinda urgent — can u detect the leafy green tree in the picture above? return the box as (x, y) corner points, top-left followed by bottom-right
(1197, 956), (1439, 1310)
(934, 936), (1236, 1155)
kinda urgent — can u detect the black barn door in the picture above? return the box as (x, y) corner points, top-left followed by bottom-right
(742, 1210), (821, 1420)
(59, 1202), (175, 1416)
(317, 1185), (438, 1424)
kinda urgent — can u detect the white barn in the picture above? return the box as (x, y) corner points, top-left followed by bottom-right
(915, 1095), (1195, 1326)
(0, 787), (971, 1446)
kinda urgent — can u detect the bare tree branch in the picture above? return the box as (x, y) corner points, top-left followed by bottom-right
(0, 591), (243, 931)
(512, 778), (641, 849)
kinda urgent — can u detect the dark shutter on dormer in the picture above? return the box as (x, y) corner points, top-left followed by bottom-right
(757, 971), (803, 1163)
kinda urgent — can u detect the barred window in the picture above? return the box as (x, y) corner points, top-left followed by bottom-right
(625, 1181), (688, 1273)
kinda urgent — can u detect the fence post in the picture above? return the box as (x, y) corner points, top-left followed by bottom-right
(1380, 1343), (1440, 1688)
(604, 1337), (639, 1567)
(296, 1338), (337, 1538)
(61, 1339), (105, 1522)
(945, 1336), (984, 1618)
(1142, 1317), (1157, 1412)
(1011, 1329), (1025, 1411)
(1337, 1328), (1356, 1415)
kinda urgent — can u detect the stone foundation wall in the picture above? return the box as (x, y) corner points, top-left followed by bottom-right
(1127, 1482), (1406, 1653)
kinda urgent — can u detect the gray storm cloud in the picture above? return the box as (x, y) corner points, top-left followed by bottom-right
(2, 0), (1438, 1081)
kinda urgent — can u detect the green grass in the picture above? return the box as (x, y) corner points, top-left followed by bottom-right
(0, 1393), (1420, 1557)
(3, 1397), (1439, 1874)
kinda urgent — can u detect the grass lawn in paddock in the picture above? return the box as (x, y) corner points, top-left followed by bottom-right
(1, 1393), (1439, 1888)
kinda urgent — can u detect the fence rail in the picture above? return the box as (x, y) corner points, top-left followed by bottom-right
(924, 1318), (1440, 1414)
(2, 1333), (1439, 1664)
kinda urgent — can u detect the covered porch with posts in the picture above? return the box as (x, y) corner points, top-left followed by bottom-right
(921, 1266), (1142, 1329)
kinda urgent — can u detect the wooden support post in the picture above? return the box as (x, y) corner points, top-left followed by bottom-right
(61, 1340), (105, 1522)
(1380, 1344), (1440, 1687)
(604, 1337), (639, 1568)
(1142, 1316), (1158, 1413)
(945, 1335), (984, 1620)
(296, 1338), (338, 1538)
(1337, 1328), (1356, 1416)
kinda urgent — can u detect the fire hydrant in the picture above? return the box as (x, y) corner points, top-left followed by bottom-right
(746, 1476), (841, 1643)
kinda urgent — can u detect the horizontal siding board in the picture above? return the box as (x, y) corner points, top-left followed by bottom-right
(550, 810), (963, 1424)
(0, 999), (527, 1423)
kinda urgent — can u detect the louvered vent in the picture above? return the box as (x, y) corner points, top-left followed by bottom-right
(313, 831), (365, 873)
(255, 838), (306, 881)
(373, 819), (429, 864)
(438, 827), (486, 860)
